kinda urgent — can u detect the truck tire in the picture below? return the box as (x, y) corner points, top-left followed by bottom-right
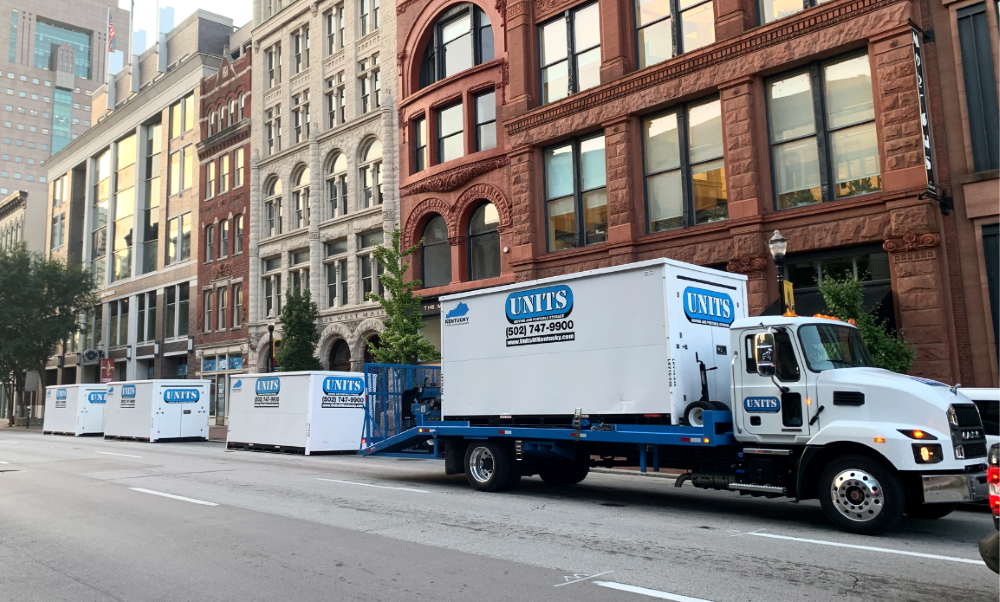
(818, 455), (905, 535)
(539, 462), (590, 486)
(683, 401), (715, 427)
(905, 502), (957, 520)
(464, 441), (513, 492)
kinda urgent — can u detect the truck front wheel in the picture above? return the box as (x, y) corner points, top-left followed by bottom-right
(465, 441), (514, 492)
(818, 455), (905, 535)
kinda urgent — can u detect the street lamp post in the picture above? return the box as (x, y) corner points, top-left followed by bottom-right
(768, 229), (788, 315)
(267, 323), (275, 373)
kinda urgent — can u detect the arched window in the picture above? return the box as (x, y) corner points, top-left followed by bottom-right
(206, 224), (215, 262)
(419, 4), (494, 89)
(228, 99), (237, 126)
(292, 165), (310, 229)
(329, 339), (351, 371)
(220, 107), (228, 130)
(421, 215), (451, 288)
(239, 93), (246, 119)
(208, 110), (217, 136)
(360, 140), (382, 208)
(363, 334), (381, 366)
(264, 177), (283, 237)
(326, 152), (348, 218)
(468, 202), (500, 280)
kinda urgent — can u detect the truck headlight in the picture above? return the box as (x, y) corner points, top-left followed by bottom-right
(912, 443), (943, 464)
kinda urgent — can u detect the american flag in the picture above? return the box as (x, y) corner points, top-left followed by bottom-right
(108, 13), (116, 52)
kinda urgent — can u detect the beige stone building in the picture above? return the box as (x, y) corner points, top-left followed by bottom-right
(249, 0), (398, 371)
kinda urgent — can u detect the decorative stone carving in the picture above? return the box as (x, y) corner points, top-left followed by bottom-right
(213, 263), (233, 280)
(506, 0), (528, 20)
(454, 183), (513, 232)
(311, 1), (319, 15)
(248, 333), (262, 351)
(727, 254), (768, 274)
(404, 197), (453, 246)
(495, 0), (508, 25)
(882, 232), (941, 253)
(400, 155), (511, 196)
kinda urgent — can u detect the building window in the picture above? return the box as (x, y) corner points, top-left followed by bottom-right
(228, 99), (236, 127)
(359, 55), (380, 114)
(265, 106), (281, 156)
(220, 220), (229, 259)
(50, 212), (65, 249)
(267, 45), (282, 89)
(539, 3), (600, 105)
(113, 134), (136, 282)
(544, 134), (606, 251)
(292, 166), (311, 229)
(170, 94), (195, 139)
(327, 153), (348, 218)
(474, 91), (496, 152)
(263, 259), (282, 319)
(421, 216), (450, 288)
(291, 250), (310, 292)
(326, 72), (346, 128)
(293, 91), (310, 144)
(33, 17), (91, 78)
(206, 224), (215, 262)
(136, 291), (156, 343)
(52, 88), (72, 153)
(165, 283), (189, 338)
(958, 3), (1000, 172)
(636, 0), (714, 69)
(360, 140), (382, 208)
(234, 148), (245, 188)
(359, 230), (384, 300)
(220, 155), (229, 194)
(360, 0), (379, 36)
(419, 4), (494, 88)
(413, 117), (427, 172)
(204, 290), (213, 332)
(437, 103), (463, 163)
(293, 28), (310, 74)
(759, 0), (830, 24)
(218, 287), (228, 330)
(468, 202), (500, 280)
(8, 10), (16, 63)
(643, 97), (727, 232)
(234, 214), (244, 254)
(208, 110), (216, 137)
(206, 161), (216, 199)
(239, 93), (246, 120)
(166, 213), (192, 265)
(264, 178), (283, 237)
(108, 298), (129, 347)
(325, 238), (349, 307)
(325, 9), (339, 54)
(767, 53), (881, 209)
(233, 283), (244, 327)
(142, 123), (161, 275)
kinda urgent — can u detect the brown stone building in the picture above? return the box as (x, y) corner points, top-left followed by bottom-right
(397, 0), (995, 385)
(194, 32), (252, 428)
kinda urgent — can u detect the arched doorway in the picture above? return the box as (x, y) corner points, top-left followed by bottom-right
(363, 335), (381, 365)
(329, 339), (351, 372)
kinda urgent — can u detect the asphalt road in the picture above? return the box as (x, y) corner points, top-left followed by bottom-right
(0, 430), (996, 602)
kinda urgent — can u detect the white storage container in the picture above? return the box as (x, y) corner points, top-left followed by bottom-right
(440, 258), (749, 423)
(227, 371), (366, 454)
(104, 380), (211, 442)
(42, 384), (108, 436)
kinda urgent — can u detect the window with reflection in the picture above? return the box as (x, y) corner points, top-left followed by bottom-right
(539, 3), (600, 105)
(643, 97), (727, 232)
(292, 166), (310, 229)
(468, 202), (500, 280)
(420, 4), (494, 88)
(413, 117), (427, 172)
(360, 140), (383, 208)
(264, 177), (283, 237)
(767, 53), (880, 210)
(544, 134), (606, 251)
(760, 0), (833, 25)
(326, 152), (348, 218)
(474, 91), (496, 152)
(421, 215), (451, 287)
(636, 0), (715, 69)
(437, 103), (463, 163)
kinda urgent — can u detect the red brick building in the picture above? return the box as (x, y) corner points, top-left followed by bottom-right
(195, 45), (253, 427)
(397, 0), (996, 385)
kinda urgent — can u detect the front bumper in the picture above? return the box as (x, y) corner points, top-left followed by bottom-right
(920, 471), (989, 503)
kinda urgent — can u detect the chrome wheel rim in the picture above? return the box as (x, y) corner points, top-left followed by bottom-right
(469, 447), (495, 483)
(830, 468), (884, 522)
(689, 407), (704, 427)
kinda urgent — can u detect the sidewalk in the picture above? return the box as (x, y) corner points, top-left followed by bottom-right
(0, 423), (42, 431)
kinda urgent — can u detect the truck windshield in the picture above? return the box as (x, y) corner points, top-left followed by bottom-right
(798, 324), (874, 371)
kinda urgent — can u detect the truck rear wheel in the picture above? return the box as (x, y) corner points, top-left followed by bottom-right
(464, 441), (513, 492)
(905, 502), (957, 520)
(818, 455), (905, 535)
(684, 401), (715, 427)
(539, 462), (590, 486)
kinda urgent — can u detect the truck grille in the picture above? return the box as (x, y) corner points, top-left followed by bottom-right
(833, 391), (865, 406)
(953, 403), (983, 427)
(964, 442), (988, 459)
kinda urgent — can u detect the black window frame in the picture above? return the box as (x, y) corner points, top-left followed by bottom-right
(542, 132), (607, 252)
(635, 0), (715, 70)
(420, 215), (452, 288)
(538, 2), (601, 106)
(764, 51), (881, 211)
(436, 102), (464, 164)
(473, 90), (496, 152)
(413, 116), (427, 172)
(957, 2), (1000, 172)
(419, 4), (495, 89)
(467, 201), (501, 281)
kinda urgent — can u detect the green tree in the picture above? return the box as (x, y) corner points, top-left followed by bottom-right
(0, 244), (97, 423)
(818, 272), (915, 373)
(276, 288), (323, 371)
(365, 228), (440, 365)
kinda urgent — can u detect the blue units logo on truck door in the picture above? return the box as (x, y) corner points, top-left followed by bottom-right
(744, 397), (780, 413)
(120, 384), (137, 408)
(88, 392), (106, 404)
(505, 285), (576, 347)
(163, 388), (201, 403)
(55, 388), (68, 408)
(254, 377), (280, 408)
(321, 376), (365, 408)
(683, 287), (735, 327)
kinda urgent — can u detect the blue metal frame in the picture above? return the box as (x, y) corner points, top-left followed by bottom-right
(363, 364), (442, 447)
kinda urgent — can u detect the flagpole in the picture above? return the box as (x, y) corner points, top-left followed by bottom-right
(105, 6), (111, 87)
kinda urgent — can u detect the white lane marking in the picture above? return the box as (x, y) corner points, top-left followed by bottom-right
(0, 460), (8, 464)
(594, 582), (714, 602)
(316, 478), (429, 493)
(129, 488), (219, 506)
(555, 571), (614, 587)
(0, 440), (19, 444)
(745, 532), (981, 565)
(97, 451), (142, 458)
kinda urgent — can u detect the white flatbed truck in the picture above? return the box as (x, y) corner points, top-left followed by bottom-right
(361, 259), (990, 534)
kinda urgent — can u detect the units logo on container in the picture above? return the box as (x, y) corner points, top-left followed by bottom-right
(682, 287), (734, 327)
(120, 384), (137, 408)
(322, 376), (365, 408)
(232, 379), (243, 392)
(505, 285), (573, 324)
(254, 377), (281, 408)
(87, 392), (106, 404)
(743, 396), (780, 413)
(443, 302), (471, 326)
(55, 388), (68, 408)
(163, 388), (201, 403)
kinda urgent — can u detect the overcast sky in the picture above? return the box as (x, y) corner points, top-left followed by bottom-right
(120, 0), (252, 53)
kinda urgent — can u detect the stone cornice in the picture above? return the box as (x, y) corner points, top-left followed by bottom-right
(400, 155), (510, 196)
(504, 0), (906, 137)
(197, 120), (251, 159)
(0, 190), (27, 221)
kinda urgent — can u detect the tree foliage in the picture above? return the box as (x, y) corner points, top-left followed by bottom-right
(818, 272), (915, 373)
(0, 244), (97, 421)
(276, 288), (323, 371)
(366, 228), (440, 365)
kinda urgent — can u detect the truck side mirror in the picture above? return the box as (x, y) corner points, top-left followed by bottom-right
(754, 332), (776, 378)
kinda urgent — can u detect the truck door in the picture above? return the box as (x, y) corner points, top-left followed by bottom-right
(737, 329), (811, 439)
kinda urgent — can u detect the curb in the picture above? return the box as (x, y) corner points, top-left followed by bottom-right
(591, 467), (680, 480)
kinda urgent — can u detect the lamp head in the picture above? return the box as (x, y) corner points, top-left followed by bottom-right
(768, 229), (788, 260)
